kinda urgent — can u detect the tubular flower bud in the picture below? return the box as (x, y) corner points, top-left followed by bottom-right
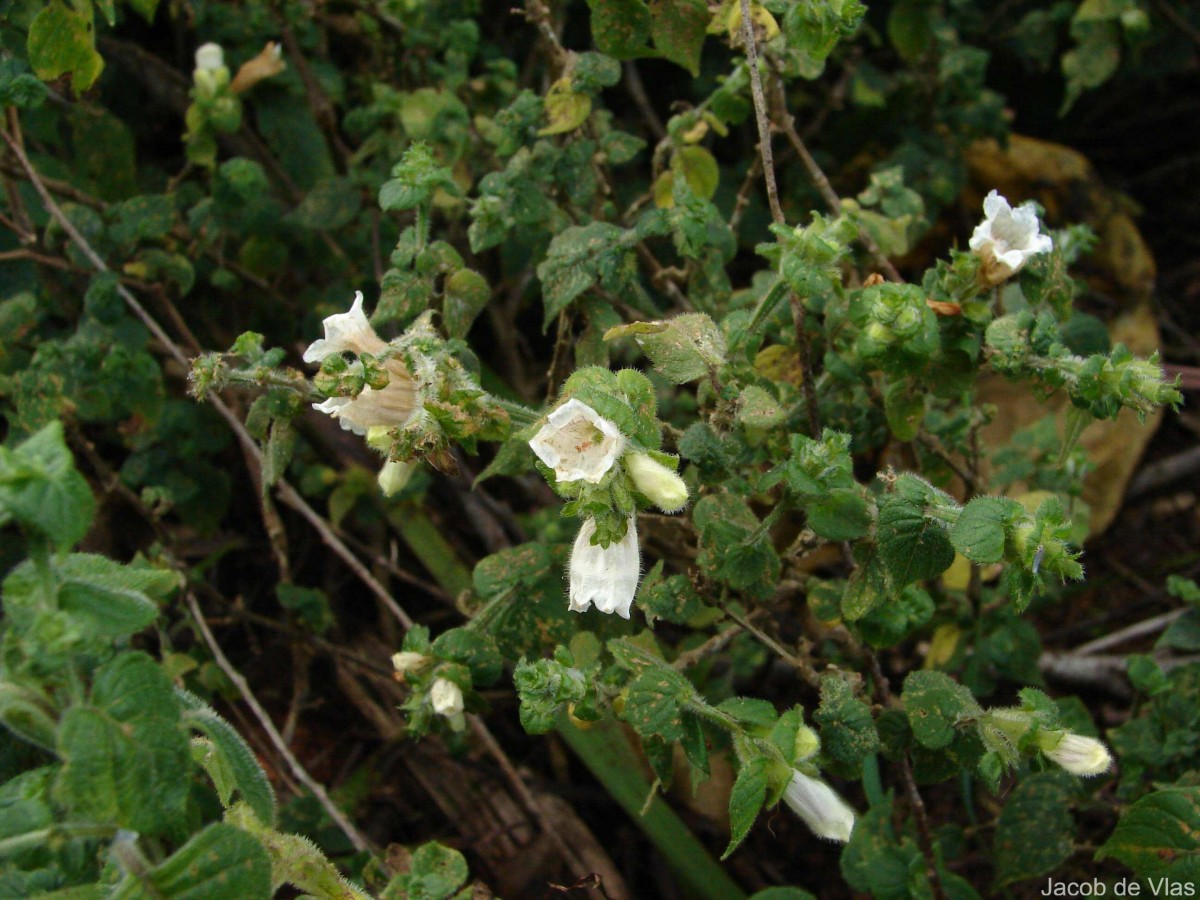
(304, 292), (417, 436)
(528, 398), (625, 484)
(1038, 731), (1113, 777)
(783, 770), (856, 843)
(391, 651), (428, 680)
(569, 516), (640, 619)
(378, 459), (417, 497)
(430, 678), (465, 731)
(969, 190), (1053, 286)
(626, 452), (689, 513)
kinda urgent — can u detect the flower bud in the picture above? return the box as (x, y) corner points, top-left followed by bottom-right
(430, 677), (466, 732)
(391, 651), (428, 680)
(230, 42), (287, 94)
(783, 770), (856, 842)
(625, 453), (689, 513)
(793, 726), (821, 762)
(378, 459), (416, 497)
(1038, 731), (1113, 777)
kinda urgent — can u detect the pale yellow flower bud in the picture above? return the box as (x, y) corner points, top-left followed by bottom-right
(783, 770), (856, 843)
(378, 459), (416, 497)
(625, 452), (689, 513)
(1039, 731), (1113, 777)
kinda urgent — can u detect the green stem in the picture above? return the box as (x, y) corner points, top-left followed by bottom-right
(0, 823), (117, 858)
(493, 396), (542, 427)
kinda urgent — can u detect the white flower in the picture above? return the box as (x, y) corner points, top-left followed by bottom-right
(783, 770), (856, 843)
(304, 292), (416, 436)
(391, 651), (428, 680)
(430, 677), (465, 731)
(969, 190), (1054, 286)
(529, 398), (625, 484)
(378, 459), (416, 497)
(194, 43), (225, 72)
(569, 516), (640, 619)
(626, 452), (689, 513)
(1040, 731), (1113, 777)
(303, 292), (387, 362)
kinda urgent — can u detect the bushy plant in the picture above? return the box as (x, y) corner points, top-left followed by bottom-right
(2, 0), (1196, 897)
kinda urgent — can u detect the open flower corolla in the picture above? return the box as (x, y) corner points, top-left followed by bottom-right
(529, 398), (624, 484)
(969, 190), (1053, 285)
(304, 292), (417, 436)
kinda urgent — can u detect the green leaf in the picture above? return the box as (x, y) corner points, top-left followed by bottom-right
(442, 268), (490, 339)
(55, 653), (191, 833)
(537, 223), (638, 329)
(649, 0), (708, 74)
(1097, 786), (1200, 880)
(993, 773), (1076, 887)
(27, 2), (103, 93)
(887, 0), (935, 62)
(276, 584), (334, 634)
(287, 176), (362, 231)
(807, 489), (871, 542)
(950, 497), (1021, 565)
(723, 757), (768, 859)
(382, 841), (470, 900)
(179, 690), (276, 824)
(901, 671), (981, 750)
(112, 823), (271, 899)
(672, 146), (719, 201)
(108, 195), (176, 246)
(841, 546), (893, 622)
(841, 795), (919, 896)
(55, 554), (170, 638)
(588, 0), (653, 58)
(876, 476), (954, 586)
(604, 313), (726, 383)
(814, 676), (880, 778)
(623, 667), (693, 742)
(0, 421), (96, 550)
(716, 697), (779, 728)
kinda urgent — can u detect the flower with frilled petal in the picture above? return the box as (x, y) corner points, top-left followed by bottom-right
(569, 517), (640, 618)
(529, 399), (625, 484)
(1038, 731), (1113, 777)
(783, 770), (856, 843)
(391, 651), (428, 681)
(969, 190), (1053, 286)
(430, 677), (465, 731)
(626, 452), (689, 512)
(304, 292), (417, 436)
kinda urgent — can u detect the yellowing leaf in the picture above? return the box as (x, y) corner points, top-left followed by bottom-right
(539, 78), (591, 136)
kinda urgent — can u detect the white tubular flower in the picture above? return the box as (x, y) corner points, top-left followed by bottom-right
(304, 292), (417, 436)
(626, 452), (689, 513)
(783, 770), (856, 843)
(1039, 731), (1113, 777)
(569, 517), (640, 619)
(391, 651), (428, 680)
(529, 398), (625, 484)
(194, 43), (225, 72)
(430, 677), (466, 731)
(969, 190), (1054, 286)
(378, 459), (416, 497)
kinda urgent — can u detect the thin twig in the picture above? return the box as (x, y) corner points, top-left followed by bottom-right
(185, 593), (372, 853)
(623, 61), (667, 141)
(1072, 608), (1187, 656)
(1, 124), (416, 632)
(768, 76), (903, 282)
(737, 0), (785, 225)
(790, 293), (821, 437)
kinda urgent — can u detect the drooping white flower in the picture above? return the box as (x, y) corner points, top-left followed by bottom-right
(969, 190), (1053, 286)
(569, 516), (640, 618)
(625, 452), (689, 513)
(303, 292), (416, 436)
(783, 770), (856, 843)
(529, 398), (625, 485)
(230, 41), (287, 94)
(1039, 731), (1113, 777)
(430, 677), (465, 731)
(194, 43), (225, 72)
